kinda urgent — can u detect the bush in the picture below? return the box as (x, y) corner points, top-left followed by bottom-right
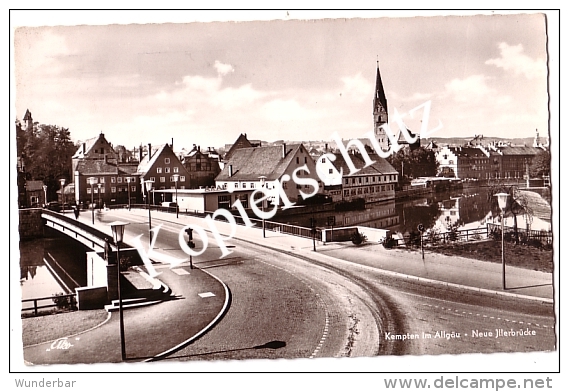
(350, 231), (367, 245)
(406, 231), (421, 247)
(382, 237), (398, 249)
(426, 228), (441, 245)
(52, 292), (77, 310)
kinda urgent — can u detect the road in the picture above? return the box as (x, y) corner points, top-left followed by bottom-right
(97, 209), (556, 360)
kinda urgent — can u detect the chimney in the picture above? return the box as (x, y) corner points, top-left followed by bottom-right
(198, 145), (201, 152)
(148, 143), (152, 159)
(82, 143), (86, 154)
(325, 143), (328, 151)
(229, 164), (233, 177)
(171, 138), (174, 151)
(282, 143), (287, 158)
(139, 145), (143, 162)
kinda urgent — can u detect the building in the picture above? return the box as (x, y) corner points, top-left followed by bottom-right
(137, 143), (191, 205)
(223, 133), (261, 162)
(317, 152), (399, 203)
(215, 143), (324, 206)
(23, 180), (46, 207)
(72, 133), (143, 207)
(436, 136), (546, 181)
(182, 145), (222, 189)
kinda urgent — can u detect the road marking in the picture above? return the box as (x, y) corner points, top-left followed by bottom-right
(198, 292), (215, 298)
(171, 268), (190, 275)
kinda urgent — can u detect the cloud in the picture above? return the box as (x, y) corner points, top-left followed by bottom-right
(485, 42), (546, 80)
(339, 73), (372, 102)
(214, 60), (234, 76)
(443, 74), (496, 103)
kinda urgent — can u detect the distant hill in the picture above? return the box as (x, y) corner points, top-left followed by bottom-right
(421, 136), (536, 147)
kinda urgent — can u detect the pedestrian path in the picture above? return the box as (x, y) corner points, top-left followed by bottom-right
(136, 208), (554, 302)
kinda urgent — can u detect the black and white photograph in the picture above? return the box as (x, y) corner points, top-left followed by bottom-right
(10, 9), (559, 380)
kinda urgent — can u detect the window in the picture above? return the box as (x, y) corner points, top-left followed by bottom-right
(131, 186), (136, 192)
(282, 182), (287, 189)
(321, 158), (326, 163)
(165, 158), (170, 164)
(100, 187), (105, 193)
(160, 177), (166, 182)
(180, 176), (186, 182)
(345, 179), (349, 185)
(150, 177), (156, 182)
(304, 157), (307, 163)
(296, 157), (300, 164)
(165, 167), (170, 173)
(250, 183), (255, 188)
(329, 169), (333, 174)
(100, 177), (105, 183)
(242, 183), (247, 188)
(111, 177), (116, 183)
(87, 188), (92, 194)
(173, 167), (179, 173)
(296, 184), (302, 189)
(157, 167), (162, 173)
(234, 182), (239, 188)
(117, 177), (122, 183)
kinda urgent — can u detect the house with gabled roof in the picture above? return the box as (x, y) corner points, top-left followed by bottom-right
(73, 132), (142, 207)
(137, 143), (191, 204)
(215, 143), (323, 206)
(316, 152), (398, 203)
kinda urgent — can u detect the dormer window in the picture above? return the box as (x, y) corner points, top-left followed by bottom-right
(165, 158), (170, 164)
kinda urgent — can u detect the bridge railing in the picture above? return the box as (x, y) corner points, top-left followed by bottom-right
(41, 209), (115, 251)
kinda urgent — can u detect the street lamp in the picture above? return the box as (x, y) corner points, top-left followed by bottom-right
(97, 183), (102, 211)
(145, 179), (154, 244)
(42, 185), (47, 207)
(172, 174), (179, 219)
(109, 220), (129, 361)
(494, 192), (509, 290)
(59, 178), (66, 206)
(258, 176), (267, 238)
(88, 177), (97, 224)
(125, 177), (131, 211)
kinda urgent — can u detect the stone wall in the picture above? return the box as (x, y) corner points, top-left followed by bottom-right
(18, 208), (44, 240)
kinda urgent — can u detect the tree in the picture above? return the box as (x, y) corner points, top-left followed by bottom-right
(17, 121), (77, 202)
(388, 146), (439, 182)
(529, 150), (551, 178)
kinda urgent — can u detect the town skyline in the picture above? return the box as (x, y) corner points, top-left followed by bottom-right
(12, 11), (551, 152)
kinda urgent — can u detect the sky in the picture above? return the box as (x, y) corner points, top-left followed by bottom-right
(12, 10), (553, 152)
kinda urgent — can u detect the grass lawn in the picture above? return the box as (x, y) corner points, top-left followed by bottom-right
(21, 309), (109, 347)
(426, 239), (554, 274)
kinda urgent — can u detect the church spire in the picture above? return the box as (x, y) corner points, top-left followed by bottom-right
(373, 60), (387, 116)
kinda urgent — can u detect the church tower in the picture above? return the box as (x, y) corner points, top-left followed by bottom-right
(373, 61), (389, 151)
(23, 109), (33, 132)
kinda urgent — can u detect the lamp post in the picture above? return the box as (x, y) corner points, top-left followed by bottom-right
(97, 183), (102, 211)
(59, 178), (66, 206)
(173, 174), (179, 219)
(125, 177), (131, 210)
(109, 221), (129, 361)
(42, 185), (47, 206)
(494, 192), (509, 290)
(258, 176), (267, 238)
(88, 177), (97, 224)
(145, 180), (154, 244)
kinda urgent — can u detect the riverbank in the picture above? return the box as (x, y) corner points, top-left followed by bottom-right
(424, 239), (553, 274)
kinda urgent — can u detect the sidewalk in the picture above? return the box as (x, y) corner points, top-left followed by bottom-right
(137, 208), (554, 302)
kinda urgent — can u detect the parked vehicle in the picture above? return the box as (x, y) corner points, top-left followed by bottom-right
(46, 201), (61, 212)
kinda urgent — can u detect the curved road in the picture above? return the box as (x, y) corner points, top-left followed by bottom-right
(94, 210), (557, 361)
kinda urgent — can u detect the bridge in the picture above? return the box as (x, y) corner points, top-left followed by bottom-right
(41, 209), (117, 252)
